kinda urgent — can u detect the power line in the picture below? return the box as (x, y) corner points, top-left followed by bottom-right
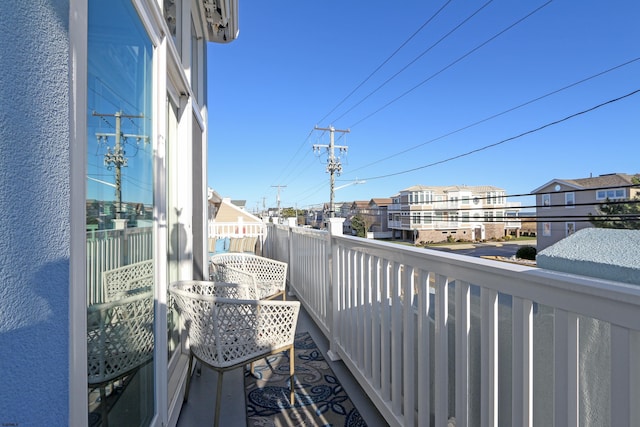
(358, 88), (640, 181)
(317, 0), (455, 125)
(347, 0), (553, 129)
(331, 0), (494, 124)
(346, 56), (640, 175)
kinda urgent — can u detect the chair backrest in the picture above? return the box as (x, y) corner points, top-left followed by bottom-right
(87, 290), (154, 385)
(209, 263), (259, 299)
(169, 281), (300, 369)
(210, 253), (287, 288)
(102, 259), (153, 303)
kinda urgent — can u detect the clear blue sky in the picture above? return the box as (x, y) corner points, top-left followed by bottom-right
(206, 1), (639, 213)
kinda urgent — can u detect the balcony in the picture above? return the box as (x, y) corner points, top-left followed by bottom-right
(178, 222), (640, 426)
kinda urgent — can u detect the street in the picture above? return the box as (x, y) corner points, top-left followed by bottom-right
(427, 240), (537, 259)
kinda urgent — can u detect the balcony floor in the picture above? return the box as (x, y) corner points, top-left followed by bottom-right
(176, 294), (387, 426)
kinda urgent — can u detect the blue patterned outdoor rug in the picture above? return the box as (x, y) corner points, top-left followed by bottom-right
(244, 332), (367, 426)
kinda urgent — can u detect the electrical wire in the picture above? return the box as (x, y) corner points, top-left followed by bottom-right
(345, 56), (640, 175)
(317, 0), (455, 125)
(357, 88), (640, 181)
(346, 0), (553, 129)
(331, 0), (494, 124)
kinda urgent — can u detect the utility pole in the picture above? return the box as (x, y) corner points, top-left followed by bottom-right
(313, 125), (350, 217)
(271, 185), (287, 220)
(93, 111), (148, 219)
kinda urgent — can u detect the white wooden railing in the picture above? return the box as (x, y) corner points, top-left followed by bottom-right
(207, 220), (265, 238)
(263, 221), (640, 427)
(86, 227), (153, 305)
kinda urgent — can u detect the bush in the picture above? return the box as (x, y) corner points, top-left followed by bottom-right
(516, 245), (537, 260)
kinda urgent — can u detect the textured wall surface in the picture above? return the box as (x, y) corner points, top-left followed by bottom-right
(538, 228), (640, 285)
(0, 1), (71, 424)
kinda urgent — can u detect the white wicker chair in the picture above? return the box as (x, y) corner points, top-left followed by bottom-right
(209, 253), (288, 300)
(208, 263), (259, 299)
(87, 290), (154, 427)
(169, 281), (300, 427)
(101, 259), (153, 303)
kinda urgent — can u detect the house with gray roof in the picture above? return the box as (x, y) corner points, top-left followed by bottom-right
(532, 173), (640, 251)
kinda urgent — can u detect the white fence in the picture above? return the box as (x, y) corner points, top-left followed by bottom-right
(86, 227), (153, 305)
(207, 221), (265, 238)
(264, 223), (640, 427)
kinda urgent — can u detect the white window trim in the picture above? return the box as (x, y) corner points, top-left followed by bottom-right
(565, 192), (575, 208)
(542, 194), (551, 209)
(69, 2), (89, 426)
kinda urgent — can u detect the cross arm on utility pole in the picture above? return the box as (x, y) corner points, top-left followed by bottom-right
(312, 125), (350, 218)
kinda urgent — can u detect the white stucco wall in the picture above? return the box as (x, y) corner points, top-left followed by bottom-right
(0, 1), (71, 424)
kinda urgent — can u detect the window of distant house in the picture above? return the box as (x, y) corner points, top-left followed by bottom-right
(543, 222), (551, 236)
(542, 194), (551, 208)
(486, 191), (503, 204)
(565, 192), (575, 208)
(566, 222), (575, 236)
(484, 211), (494, 222)
(423, 213), (433, 224)
(596, 188), (626, 200)
(412, 213), (420, 225)
(462, 212), (469, 222)
(462, 196), (470, 205)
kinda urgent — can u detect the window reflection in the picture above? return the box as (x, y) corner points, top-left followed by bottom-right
(86, 0), (155, 425)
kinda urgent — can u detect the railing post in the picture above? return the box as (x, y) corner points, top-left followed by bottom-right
(327, 217), (344, 361)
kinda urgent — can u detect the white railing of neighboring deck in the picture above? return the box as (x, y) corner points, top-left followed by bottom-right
(86, 227), (153, 305)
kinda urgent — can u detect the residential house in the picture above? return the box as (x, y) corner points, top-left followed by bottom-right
(532, 172), (640, 251)
(345, 198), (393, 237)
(207, 189), (265, 239)
(368, 197), (393, 234)
(0, 1), (239, 425)
(388, 184), (521, 243)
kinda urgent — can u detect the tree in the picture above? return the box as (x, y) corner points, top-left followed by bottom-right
(589, 197), (640, 229)
(589, 178), (640, 229)
(350, 213), (375, 238)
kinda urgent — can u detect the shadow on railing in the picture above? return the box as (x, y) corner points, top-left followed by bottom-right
(264, 223), (640, 427)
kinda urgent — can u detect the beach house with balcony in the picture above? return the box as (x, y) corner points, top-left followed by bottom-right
(3, 2), (640, 427)
(388, 184), (521, 243)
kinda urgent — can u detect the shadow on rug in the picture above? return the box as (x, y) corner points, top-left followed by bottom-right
(244, 332), (367, 426)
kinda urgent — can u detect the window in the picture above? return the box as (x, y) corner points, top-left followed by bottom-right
(423, 213), (433, 224)
(543, 222), (551, 236)
(596, 188), (626, 200)
(412, 213), (420, 225)
(484, 211), (493, 222)
(566, 222), (576, 236)
(461, 212), (469, 222)
(462, 196), (470, 205)
(542, 194), (551, 208)
(565, 192), (575, 207)
(87, 0), (154, 424)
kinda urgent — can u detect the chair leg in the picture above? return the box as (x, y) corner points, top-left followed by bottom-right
(100, 385), (109, 427)
(214, 370), (224, 427)
(184, 354), (193, 402)
(289, 345), (295, 405)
